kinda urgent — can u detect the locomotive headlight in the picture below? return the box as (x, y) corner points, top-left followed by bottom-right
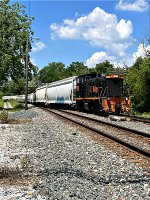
(107, 98), (110, 101)
(125, 97), (128, 100)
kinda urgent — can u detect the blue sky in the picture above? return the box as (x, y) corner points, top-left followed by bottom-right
(11, 0), (150, 68)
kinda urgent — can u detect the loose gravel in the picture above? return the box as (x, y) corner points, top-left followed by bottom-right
(66, 110), (150, 135)
(52, 110), (150, 152)
(0, 107), (149, 199)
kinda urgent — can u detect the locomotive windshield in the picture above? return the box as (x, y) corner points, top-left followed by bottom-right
(106, 78), (123, 97)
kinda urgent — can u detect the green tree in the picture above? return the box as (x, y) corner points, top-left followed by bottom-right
(38, 62), (65, 83)
(66, 62), (88, 77)
(28, 71), (41, 94)
(131, 57), (144, 70)
(2, 78), (25, 95)
(0, 0), (34, 85)
(95, 60), (113, 74)
(88, 67), (96, 73)
(125, 57), (150, 112)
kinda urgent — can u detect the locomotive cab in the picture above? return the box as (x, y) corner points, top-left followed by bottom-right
(102, 74), (130, 113)
(104, 75), (124, 113)
(105, 75), (123, 97)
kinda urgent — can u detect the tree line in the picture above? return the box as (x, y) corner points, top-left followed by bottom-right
(0, 0), (149, 113)
(0, 0), (37, 93)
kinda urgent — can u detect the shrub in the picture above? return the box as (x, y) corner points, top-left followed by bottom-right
(0, 110), (8, 123)
(0, 165), (20, 178)
(0, 91), (4, 99)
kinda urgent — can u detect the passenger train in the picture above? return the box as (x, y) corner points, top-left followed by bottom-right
(28, 73), (130, 114)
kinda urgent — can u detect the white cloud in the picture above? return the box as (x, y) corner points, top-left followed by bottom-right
(50, 7), (133, 56)
(85, 51), (120, 68)
(116, 19), (133, 39)
(85, 43), (150, 68)
(133, 43), (150, 60)
(85, 52), (106, 67)
(116, 0), (149, 12)
(32, 42), (46, 52)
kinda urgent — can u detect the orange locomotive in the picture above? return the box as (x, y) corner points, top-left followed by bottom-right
(75, 73), (130, 114)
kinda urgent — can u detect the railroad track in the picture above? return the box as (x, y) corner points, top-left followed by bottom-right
(42, 108), (150, 170)
(114, 113), (150, 124)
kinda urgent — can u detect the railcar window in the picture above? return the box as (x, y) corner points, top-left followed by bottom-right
(106, 79), (123, 97)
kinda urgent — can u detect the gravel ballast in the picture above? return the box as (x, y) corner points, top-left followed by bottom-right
(65, 110), (150, 135)
(0, 107), (149, 199)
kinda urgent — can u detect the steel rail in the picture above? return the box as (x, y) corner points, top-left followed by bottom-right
(45, 109), (150, 159)
(59, 110), (150, 139)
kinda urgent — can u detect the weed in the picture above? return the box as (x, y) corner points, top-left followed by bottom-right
(0, 165), (20, 178)
(20, 155), (30, 168)
(0, 110), (8, 123)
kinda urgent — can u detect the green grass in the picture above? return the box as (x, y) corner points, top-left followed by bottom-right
(0, 99), (4, 108)
(140, 112), (150, 118)
(8, 99), (24, 111)
(130, 111), (150, 118)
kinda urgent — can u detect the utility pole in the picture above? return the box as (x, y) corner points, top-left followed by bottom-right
(24, 34), (39, 110)
(25, 33), (29, 110)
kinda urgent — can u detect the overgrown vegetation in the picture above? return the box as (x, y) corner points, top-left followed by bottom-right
(130, 111), (150, 118)
(0, 92), (4, 99)
(0, 98), (23, 112)
(2, 79), (25, 96)
(0, 110), (8, 123)
(0, 99), (4, 108)
(8, 118), (32, 124)
(125, 57), (150, 113)
(0, 0), (37, 92)
(0, 165), (20, 178)
(140, 112), (150, 118)
(8, 99), (24, 111)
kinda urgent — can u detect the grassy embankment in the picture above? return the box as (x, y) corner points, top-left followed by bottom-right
(0, 98), (23, 112)
(0, 99), (30, 124)
(8, 99), (23, 111)
(0, 98), (23, 111)
(136, 112), (150, 118)
(0, 99), (4, 108)
(130, 110), (150, 118)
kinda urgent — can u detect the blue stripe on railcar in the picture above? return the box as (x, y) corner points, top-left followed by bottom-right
(56, 97), (65, 103)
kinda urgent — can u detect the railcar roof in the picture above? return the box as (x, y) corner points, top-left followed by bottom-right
(36, 76), (77, 90)
(47, 76), (77, 87)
